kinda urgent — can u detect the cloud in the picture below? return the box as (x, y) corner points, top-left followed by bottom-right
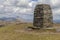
(50, 0), (60, 20)
(17, 0), (29, 6)
(0, 0), (34, 20)
(0, 0), (60, 22)
(51, 0), (60, 6)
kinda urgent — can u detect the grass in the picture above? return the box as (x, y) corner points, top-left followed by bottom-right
(0, 23), (60, 40)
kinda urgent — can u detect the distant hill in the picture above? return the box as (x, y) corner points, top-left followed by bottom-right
(53, 20), (60, 23)
(0, 17), (60, 23)
(0, 17), (17, 21)
(0, 17), (33, 23)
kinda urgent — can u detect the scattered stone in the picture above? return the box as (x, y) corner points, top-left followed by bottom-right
(0, 24), (4, 27)
(56, 28), (60, 32)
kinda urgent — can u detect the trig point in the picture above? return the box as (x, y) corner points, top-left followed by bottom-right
(33, 4), (53, 28)
(28, 4), (53, 30)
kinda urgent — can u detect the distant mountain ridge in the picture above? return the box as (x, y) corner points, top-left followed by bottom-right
(0, 17), (60, 23)
(53, 20), (60, 23)
(0, 17), (17, 21)
(0, 17), (33, 23)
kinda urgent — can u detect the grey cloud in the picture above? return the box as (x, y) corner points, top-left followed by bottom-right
(0, 0), (60, 22)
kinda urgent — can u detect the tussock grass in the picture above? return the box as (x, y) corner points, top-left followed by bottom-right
(0, 23), (60, 40)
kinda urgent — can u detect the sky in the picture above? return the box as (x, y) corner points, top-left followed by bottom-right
(0, 0), (60, 23)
